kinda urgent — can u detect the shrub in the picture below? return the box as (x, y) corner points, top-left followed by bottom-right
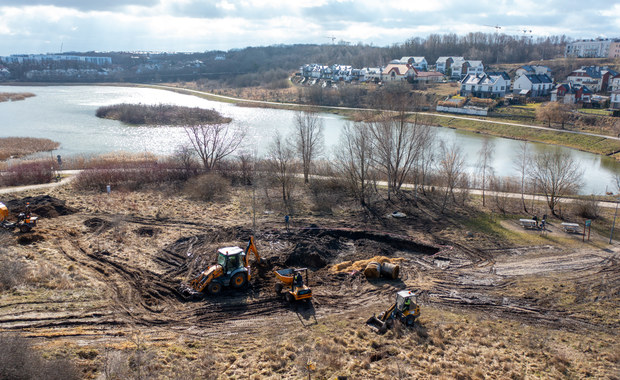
(0, 160), (54, 186)
(0, 333), (80, 380)
(72, 161), (187, 191)
(574, 196), (600, 219)
(184, 173), (231, 202)
(0, 256), (27, 290)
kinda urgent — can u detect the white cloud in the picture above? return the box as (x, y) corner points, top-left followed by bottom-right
(0, 1), (618, 55)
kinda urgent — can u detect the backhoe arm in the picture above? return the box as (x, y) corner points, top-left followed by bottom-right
(244, 236), (261, 267)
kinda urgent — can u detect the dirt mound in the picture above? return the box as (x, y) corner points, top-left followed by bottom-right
(6, 195), (76, 218)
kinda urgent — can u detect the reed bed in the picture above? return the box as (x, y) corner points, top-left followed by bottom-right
(0, 137), (60, 161)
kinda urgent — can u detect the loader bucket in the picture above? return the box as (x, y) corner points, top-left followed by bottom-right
(366, 315), (387, 333)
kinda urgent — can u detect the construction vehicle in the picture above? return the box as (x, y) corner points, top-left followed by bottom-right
(274, 267), (312, 302)
(0, 202), (37, 233)
(182, 236), (261, 297)
(366, 290), (420, 333)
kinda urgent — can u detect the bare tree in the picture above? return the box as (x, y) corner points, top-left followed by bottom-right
(477, 137), (495, 207)
(294, 110), (324, 184)
(529, 149), (584, 215)
(536, 102), (572, 129)
(368, 112), (428, 200)
(438, 141), (466, 213)
(336, 121), (375, 206)
(513, 141), (530, 213)
(266, 131), (296, 202)
(183, 123), (245, 170)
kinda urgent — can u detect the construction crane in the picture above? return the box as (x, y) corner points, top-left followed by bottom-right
(325, 35), (336, 44)
(483, 24), (502, 33)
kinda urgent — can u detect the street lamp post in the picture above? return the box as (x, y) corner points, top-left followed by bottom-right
(609, 198), (620, 244)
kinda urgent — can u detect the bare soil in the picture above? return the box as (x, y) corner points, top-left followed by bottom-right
(0, 186), (618, 378)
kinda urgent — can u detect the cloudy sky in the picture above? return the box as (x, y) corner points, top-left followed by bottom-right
(0, 0), (619, 55)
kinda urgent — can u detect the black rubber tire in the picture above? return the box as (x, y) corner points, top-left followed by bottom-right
(19, 224), (31, 233)
(386, 318), (394, 329)
(231, 272), (247, 289)
(275, 283), (283, 294)
(207, 282), (222, 295)
(285, 292), (295, 303)
(405, 315), (415, 327)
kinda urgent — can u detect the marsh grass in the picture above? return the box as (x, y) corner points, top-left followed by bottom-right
(0, 137), (60, 160)
(95, 103), (231, 125)
(0, 92), (35, 102)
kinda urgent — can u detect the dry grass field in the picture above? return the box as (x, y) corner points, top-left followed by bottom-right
(0, 178), (618, 379)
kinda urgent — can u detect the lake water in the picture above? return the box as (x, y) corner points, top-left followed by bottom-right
(1, 85), (618, 194)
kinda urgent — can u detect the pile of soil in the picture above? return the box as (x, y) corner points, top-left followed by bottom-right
(6, 195), (76, 218)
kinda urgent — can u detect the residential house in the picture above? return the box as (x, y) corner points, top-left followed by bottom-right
(359, 67), (382, 82)
(397, 57), (427, 71)
(610, 72), (620, 92)
(0, 65), (9, 79)
(460, 72), (510, 98)
(435, 56), (463, 74)
(512, 74), (553, 97)
(381, 64), (417, 82)
(466, 61), (484, 76)
(611, 90), (620, 110)
(330, 64), (353, 81)
(451, 59), (483, 79)
(415, 71), (445, 83)
(515, 65), (553, 80)
(550, 83), (592, 104)
(567, 66), (615, 92)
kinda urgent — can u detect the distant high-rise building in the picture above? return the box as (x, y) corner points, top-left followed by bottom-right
(565, 38), (617, 58)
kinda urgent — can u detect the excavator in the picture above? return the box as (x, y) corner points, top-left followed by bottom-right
(367, 290), (420, 333)
(0, 202), (37, 233)
(182, 236), (261, 297)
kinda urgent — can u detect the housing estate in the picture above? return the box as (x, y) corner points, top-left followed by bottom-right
(611, 90), (620, 110)
(381, 64), (417, 82)
(435, 57), (463, 74)
(566, 66), (618, 92)
(0, 54), (112, 65)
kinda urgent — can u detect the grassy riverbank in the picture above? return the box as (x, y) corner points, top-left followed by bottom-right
(433, 115), (620, 158)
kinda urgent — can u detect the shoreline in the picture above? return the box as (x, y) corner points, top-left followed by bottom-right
(2, 81), (620, 160)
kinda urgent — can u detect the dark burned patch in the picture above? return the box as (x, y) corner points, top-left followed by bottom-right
(298, 228), (439, 255)
(17, 234), (44, 245)
(84, 217), (112, 232)
(136, 227), (159, 237)
(6, 195), (76, 218)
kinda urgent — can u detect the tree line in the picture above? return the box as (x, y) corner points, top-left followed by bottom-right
(180, 92), (585, 217)
(2, 32), (569, 85)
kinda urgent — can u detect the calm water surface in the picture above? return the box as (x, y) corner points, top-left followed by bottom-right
(1, 85), (618, 194)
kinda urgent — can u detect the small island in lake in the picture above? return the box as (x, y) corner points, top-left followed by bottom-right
(96, 103), (232, 125)
(0, 92), (36, 102)
(0, 137), (60, 160)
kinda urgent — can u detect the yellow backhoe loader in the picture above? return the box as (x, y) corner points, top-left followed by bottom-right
(367, 290), (420, 333)
(182, 236), (261, 297)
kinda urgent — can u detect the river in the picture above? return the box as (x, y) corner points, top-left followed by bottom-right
(1, 85), (618, 194)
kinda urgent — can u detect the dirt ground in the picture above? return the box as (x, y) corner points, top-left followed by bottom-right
(0, 185), (618, 379)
